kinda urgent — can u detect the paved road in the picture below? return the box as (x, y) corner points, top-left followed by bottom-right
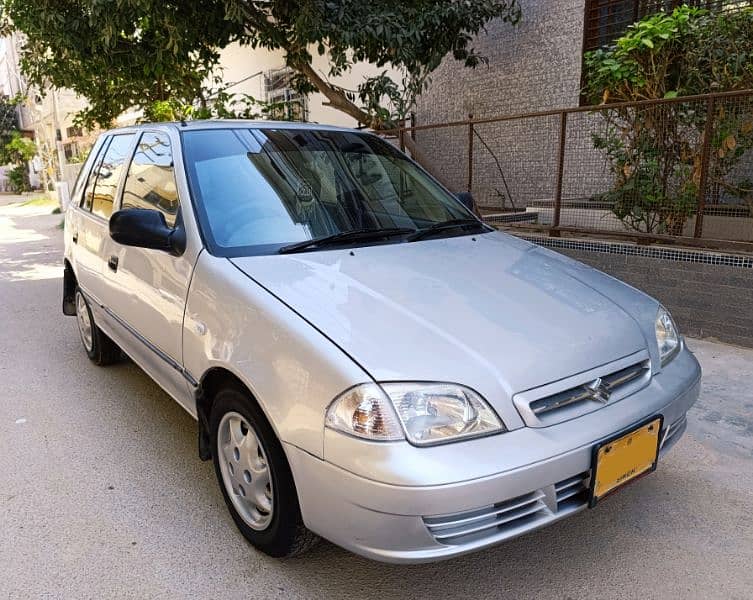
(2, 196), (753, 599)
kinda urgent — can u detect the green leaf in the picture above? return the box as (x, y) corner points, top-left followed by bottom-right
(0, 0), (523, 129)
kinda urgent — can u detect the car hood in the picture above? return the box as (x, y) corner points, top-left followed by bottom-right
(230, 232), (654, 428)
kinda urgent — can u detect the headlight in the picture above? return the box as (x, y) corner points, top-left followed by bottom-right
(655, 306), (680, 365)
(326, 382), (505, 446)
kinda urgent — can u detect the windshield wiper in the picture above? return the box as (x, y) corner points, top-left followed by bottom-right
(278, 227), (416, 254)
(407, 218), (487, 242)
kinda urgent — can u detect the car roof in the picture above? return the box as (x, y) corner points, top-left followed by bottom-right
(102, 119), (368, 137)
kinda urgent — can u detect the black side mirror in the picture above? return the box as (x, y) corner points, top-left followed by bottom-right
(455, 191), (476, 212)
(110, 209), (186, 256)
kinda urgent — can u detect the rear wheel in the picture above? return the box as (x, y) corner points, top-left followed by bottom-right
(75, 288), (121, 366)
(210, 386), (319, 558)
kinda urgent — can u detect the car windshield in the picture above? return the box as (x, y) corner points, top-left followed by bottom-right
(181, 127), (477, 255)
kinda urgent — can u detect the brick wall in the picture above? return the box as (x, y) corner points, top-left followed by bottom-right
(522, 235), (753, 348)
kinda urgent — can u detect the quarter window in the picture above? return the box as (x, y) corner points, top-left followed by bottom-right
(122, 132), (179, 227)
(90, 134), (135, 219)
(81, 138), (109, 212)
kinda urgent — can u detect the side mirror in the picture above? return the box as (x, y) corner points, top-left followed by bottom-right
(110, 209), (185, 256)
(455, 191), (476, 212)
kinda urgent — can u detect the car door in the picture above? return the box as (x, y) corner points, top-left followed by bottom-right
(65, 135), (104, 290)
(99, 129), (196, 408)
(71, 133), (135, 307)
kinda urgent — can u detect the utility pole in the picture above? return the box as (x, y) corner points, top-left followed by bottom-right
(50, 88), (66, 180)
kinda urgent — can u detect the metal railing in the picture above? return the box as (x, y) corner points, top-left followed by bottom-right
(385, 89), (753, 253)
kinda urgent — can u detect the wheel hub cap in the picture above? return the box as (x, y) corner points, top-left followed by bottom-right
(217, 412), (273, 530)
(75, 292), (93, 352)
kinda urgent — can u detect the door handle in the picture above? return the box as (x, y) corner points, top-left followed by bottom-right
(107, 255), (119, 271)
(72, 232), (78, 244)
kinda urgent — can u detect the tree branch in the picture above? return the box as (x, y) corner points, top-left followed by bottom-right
(294, 60), (378, 128)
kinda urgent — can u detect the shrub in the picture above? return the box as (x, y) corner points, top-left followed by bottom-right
(7, 164), (30, 193)
(584, 7), (753, 234)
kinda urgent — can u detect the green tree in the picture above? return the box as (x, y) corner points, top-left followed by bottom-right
(2, 131), (36, 192)
(0, 0), (520, 131)
(0, 96), (36, 192)
(583, 7), (753, 234)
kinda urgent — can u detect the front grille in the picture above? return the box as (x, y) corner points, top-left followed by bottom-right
(423, 472), (590, 546)
(423, 491), (549, 545)
(527, 360), (650, 423)
(555, 471), (590, 510)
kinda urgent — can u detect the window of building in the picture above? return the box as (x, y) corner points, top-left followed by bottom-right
(91, 134), (135, 219)
(121, 132), (179, 227)
(583, 0), (748, 52)
(63, 141), (79, 161)
(264, 67), (308, 122)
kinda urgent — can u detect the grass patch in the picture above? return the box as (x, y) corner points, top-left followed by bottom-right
(20, 194), (58, 208)
(19, 194), (61, 214)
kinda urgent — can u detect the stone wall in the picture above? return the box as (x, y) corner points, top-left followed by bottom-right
(415, 0), (586, 122)
(413, 0), (597, 207)
(521, 234), (753, 348)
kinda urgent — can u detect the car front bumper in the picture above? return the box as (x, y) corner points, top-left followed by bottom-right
(285, 344), (701, 563)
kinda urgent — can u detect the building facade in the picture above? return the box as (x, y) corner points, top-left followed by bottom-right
(0, 32), (95, 191)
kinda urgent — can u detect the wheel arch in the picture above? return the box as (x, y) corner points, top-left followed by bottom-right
(63, 258), (77, 316)
(195, 366), (278, 462)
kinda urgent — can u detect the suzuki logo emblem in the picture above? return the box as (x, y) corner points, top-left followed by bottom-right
(585, 377), (611, 404)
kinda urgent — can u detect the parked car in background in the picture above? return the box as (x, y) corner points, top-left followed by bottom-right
(63, 121), (701, 563)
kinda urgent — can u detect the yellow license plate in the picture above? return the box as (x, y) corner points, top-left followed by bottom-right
(589, 416), (663, 506)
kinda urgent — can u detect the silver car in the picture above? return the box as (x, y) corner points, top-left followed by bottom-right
(63, 121), (701, 563)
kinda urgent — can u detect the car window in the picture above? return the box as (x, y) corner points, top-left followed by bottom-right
(70, 138), (105, 210)
(81, 137), (111, 212)
(91, 134), (135, 219)
(181, 128), (473, 253)
(122, 132), (179, 227)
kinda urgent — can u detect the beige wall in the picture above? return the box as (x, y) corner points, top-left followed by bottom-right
(218, 43), (397, 127)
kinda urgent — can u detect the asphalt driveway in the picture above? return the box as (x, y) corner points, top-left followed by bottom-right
(2, 195), (752, 599)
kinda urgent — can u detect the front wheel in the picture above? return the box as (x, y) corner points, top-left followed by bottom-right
(210, 386), (319, 558)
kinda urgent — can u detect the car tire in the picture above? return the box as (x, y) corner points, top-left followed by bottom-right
(210, 385), (319, 558)
(74, 287), (121, 366)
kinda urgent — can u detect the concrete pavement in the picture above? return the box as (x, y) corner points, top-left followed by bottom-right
(1, 195), (752, 599)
